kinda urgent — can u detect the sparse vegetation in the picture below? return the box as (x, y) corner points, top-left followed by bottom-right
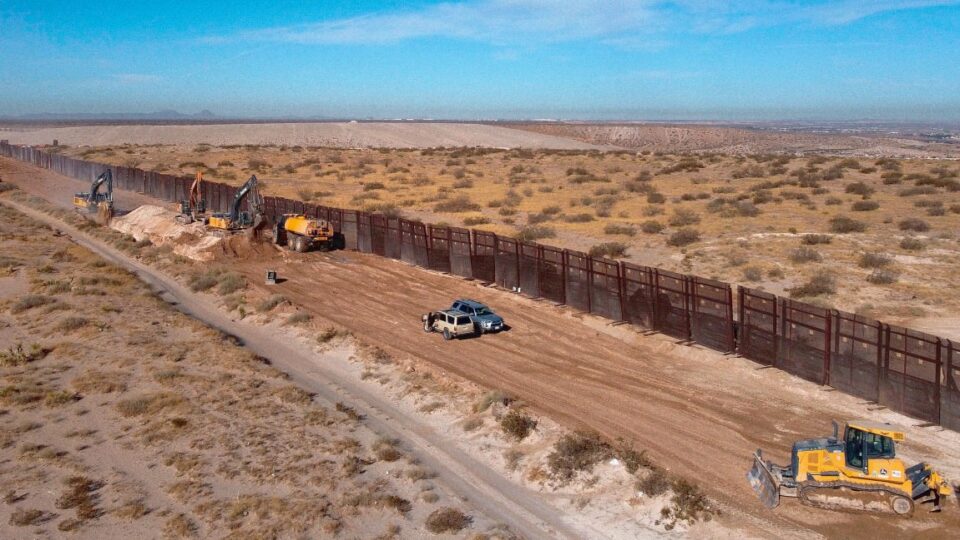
(667, 228), (700, 247)
(898, 218), (930, 232)
(499, 409), (537, 441)
(547, 431), (612, 482)
(829, 215), (867, 233)
(588, 242), (627, 258)
(791, 271), (836, 298)
(790, 246), (822, 264)
(425, 507), (471, 534)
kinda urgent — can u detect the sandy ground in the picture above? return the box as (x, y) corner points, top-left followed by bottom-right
(0, 203), (510, 538)
(508, 123), (960, 158)
(0, 122), (604, 150)
(3, 157), (959, 539)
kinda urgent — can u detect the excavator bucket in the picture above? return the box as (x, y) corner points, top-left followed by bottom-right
(747, 450), (780, 509)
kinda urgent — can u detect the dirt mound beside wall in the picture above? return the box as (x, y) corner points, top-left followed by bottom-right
(110, 205), (220, 261)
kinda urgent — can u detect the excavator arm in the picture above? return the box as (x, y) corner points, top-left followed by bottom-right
(88, 170), (112, 203)
(229, 175), (259, 223)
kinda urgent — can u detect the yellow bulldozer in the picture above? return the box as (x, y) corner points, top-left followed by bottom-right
(273, 214), (335, 252)
(207, 175), (263, 234)
(748, 420), (953, 516)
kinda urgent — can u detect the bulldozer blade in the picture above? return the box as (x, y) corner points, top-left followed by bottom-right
(747, 450), (780, 509)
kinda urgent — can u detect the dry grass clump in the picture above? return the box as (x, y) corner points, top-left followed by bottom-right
(867, 269), (899, 285)
(858, 252), (891, 268)
(284, 312), (312, 326)
(424, 507), (471, 534)
(547, 431), (612, 482)
(743, 266), (763, 282)
(666, 228), (700, 247)
(900, 237), (925, 251)
(829, 215), (867, 233)
(434, 195), (480, 213)
(0, 343), (47, 366)
(603, 223), (636, 236)
(116, 392), (185, 417)
(10, 294), (54, 313)
(9, 508), (46, 526)
(499, 409), (537, 441)
(790, 271), (836, 298)
(55, 316), (91, 332)
(217, 272), (245, 295)
(588, 242), (627, 258)
(801, 234), (832, 245)
(516, 225), (556, 242)
(463, 215), (490, 226)
(55, 476), (103, 521)
(658, 478), (716, 530)
(473, 389), (512, 413)
(373, 438), (403, 462)
(636, 466), (671, 496)
(641, 220), (664, 234)
(668, 208), (700, 227)
(898, 218), (930, 232)
(789, 246), (822, 264)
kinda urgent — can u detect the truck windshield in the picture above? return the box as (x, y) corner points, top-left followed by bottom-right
(475, 307), (491, 316)
(456, 317), (470, 325)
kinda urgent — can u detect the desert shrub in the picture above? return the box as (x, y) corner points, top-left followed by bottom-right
(425, 508), (471, 534)
(56, 317), (90, 332)
(899, 186), (937, 197)
(899, 237), (925, 251)
(661, 478), (715, 529)
(246, 158), (267, 171)
(851, 200), (879, 211)
(317, 326), (349, 344)
(516, 225), (555, 242)
(824, 197), (843, 205)
(641, 220), (664, 234)
(373, 438), (403, 462)
(527, 212), (552, 225)
(188, 272), (218, 292)
(500, 409), (537, 441)
(362, 182), (385, 191)
(217, 272), (245, 295)
(642, 205), (664, 216)
(734, 200), (760, 217)
(563, 213), (595, 223)
(858, 252), (891, 268)
(790, 247), (822, 264)
(829, 216), (867, 233)
(637, 466), (671, 496)
(9, 508), (45, 527)
(866, 269), (898, 285)
(790, 271), (836, 298)
(882, 172), (903, 184)
(473, 390), (512, 413)
(10, 294), (54, 313)
(647, 192), (666, 204)
(0, 183), (15, 194)
(547, 431), (613, 482)
(927, 206), (946, 216)
(668, 208), (701, 227)
(604, 223), (636, 236)
(434, 195), (480, 213)
(615, 440), (653, 474)
(743, 266), (763, 282)
(898, 218), (929, 232)
(844, 182), (874, 197)
(463, 215), (490, 226)
(667, 228), (700, 247)
(285, 312), (312, 326)
(498, 207), (517, 216)
(0, 343), (47, 367)
(588, 242), (627, 258)
(802, 234), (832, 245)
(541, 205), (562, 215)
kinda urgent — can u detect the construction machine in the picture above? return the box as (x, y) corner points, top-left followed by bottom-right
(176, 171), (207, 224)
(273, 214), (335, 252)
(73, 169), (113, 214)
(206, 175), (263, 234)
(748, 420), (953, 516)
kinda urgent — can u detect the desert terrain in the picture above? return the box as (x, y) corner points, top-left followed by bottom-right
(44, 138), (960, 339)
(1, 150), (959, 539)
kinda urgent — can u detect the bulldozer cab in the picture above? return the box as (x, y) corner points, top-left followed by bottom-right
(843, 423), (897, 471)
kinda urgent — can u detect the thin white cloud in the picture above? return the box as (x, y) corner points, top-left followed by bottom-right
(114, 73), (163, 84)
(203, 0), (960, 46)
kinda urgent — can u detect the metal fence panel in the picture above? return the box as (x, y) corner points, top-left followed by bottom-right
(357, 212), (373, 253)
(384, 218), (402, 259)
(943, 341), (960, 431)
(341, 210), (358, 250)
(778, 299), (830, 385)
(369, 214), (388, 256)
(830, 310), (882, 401)
(471, 231), (497, 283)
(622, 263), (654, 329)
(495, 237), (520, 291)
(449, 227), (473, 279)
(738, 287), (777, 365)
(518, 242), (541, 298)
(690, 277), (734, 352)
(589, 257), (622, 321)
(881, 326), (941, 424)
(653, 269), (690, 340)
(565, 250), (590, 312)
(539, 245), (565, 304)
(427, 225), (452, 273)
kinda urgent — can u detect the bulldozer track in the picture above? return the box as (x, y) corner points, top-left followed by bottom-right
(799, 481), (914, 516)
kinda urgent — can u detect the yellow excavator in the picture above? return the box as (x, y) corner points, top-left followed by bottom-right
(176, 171), (206, 224)
(273, 214), (335, 252)
(207, 175), (263, 234)
(748, 420), (953, 516)
(73, 169), (113, 215)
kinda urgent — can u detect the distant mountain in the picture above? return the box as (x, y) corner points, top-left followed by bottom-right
(5, 110), (218, 121)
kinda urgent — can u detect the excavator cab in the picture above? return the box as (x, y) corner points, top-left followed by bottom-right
(73, 169), (114, 214)
(748, 420), (953, 516)
(207, 175), (263, 233)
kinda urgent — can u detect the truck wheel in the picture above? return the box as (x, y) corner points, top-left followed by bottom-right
(285, 235), (295, 250)
(442, 329), (452, 341)
(298, 238), (309, 253)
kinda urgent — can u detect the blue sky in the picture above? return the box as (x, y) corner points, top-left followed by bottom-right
(1, 1), (959, 121)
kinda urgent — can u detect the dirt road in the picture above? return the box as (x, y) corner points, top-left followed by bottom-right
(4, 156), (960, 538)
(0, 195), (593, 540)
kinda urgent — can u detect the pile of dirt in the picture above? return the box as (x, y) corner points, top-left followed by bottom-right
(109, 205), (220, 261)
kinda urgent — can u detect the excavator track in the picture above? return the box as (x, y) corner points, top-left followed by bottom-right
(799, 481), (914, 516)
